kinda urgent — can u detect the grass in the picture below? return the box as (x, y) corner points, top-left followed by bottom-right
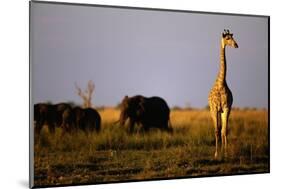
(34, 109), (269, 186)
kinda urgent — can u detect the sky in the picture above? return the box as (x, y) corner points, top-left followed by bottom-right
(30, 2), (268, 108)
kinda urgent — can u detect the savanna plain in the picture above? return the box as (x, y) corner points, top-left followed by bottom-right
(34, 108), (269, 186)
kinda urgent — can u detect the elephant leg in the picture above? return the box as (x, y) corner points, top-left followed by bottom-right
(89, 121), (96, 133)
(96, 119), (101, 133)
(35, 117), (46, 135)
(142, 124), (149, 132)
(61, 120), (67, 132)
(35, 122), (43, 135)
(75, 120), (80, 131)
(162, 121), (170, 132)
(66, 123), (72, 133)
(166, 120), (173, 133)
(128, 119), (135, 133)
(48, 123), (55, 134)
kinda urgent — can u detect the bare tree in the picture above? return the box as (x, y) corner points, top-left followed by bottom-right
(75, 80), (95, 108)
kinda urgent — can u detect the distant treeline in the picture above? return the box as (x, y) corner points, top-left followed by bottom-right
(36, 101), (267, 112)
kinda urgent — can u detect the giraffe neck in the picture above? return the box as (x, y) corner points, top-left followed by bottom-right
(216, 45), (226, 85)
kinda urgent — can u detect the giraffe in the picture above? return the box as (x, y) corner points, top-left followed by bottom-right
(208, 29), (238, 158)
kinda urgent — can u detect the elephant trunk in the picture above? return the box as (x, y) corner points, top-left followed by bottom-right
(118, 111), (127, 126)
(113, 119), (120, 125)
(114, 116), (126, 126)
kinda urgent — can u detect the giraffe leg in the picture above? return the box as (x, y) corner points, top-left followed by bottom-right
(211, 110), (219, 158)
(221, 108), (230, 157)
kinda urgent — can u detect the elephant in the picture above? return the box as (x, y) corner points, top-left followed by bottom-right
(118, 95), (173, 133)
(33, 103), (71, 135)
(61, 106), (101, 133)
(55, 103), (72, 127)
(34, 103), (56, 135)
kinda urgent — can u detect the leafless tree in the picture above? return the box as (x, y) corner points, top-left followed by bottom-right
(75, 80), (95, 108)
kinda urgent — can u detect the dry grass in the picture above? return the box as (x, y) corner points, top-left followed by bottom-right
(99, 107), (120, 124)
(34, 108), (269, 187)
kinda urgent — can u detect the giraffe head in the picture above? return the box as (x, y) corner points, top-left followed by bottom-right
(221, 29), (238, 48)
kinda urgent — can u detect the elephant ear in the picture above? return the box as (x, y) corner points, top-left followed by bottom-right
(136, 97), (145, 117)
(124, 95), (129, 101)
(122, 95), (129, 108)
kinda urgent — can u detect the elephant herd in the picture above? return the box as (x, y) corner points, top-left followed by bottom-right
(34, 103), (101, 135)
(33, 95), (173, 135)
